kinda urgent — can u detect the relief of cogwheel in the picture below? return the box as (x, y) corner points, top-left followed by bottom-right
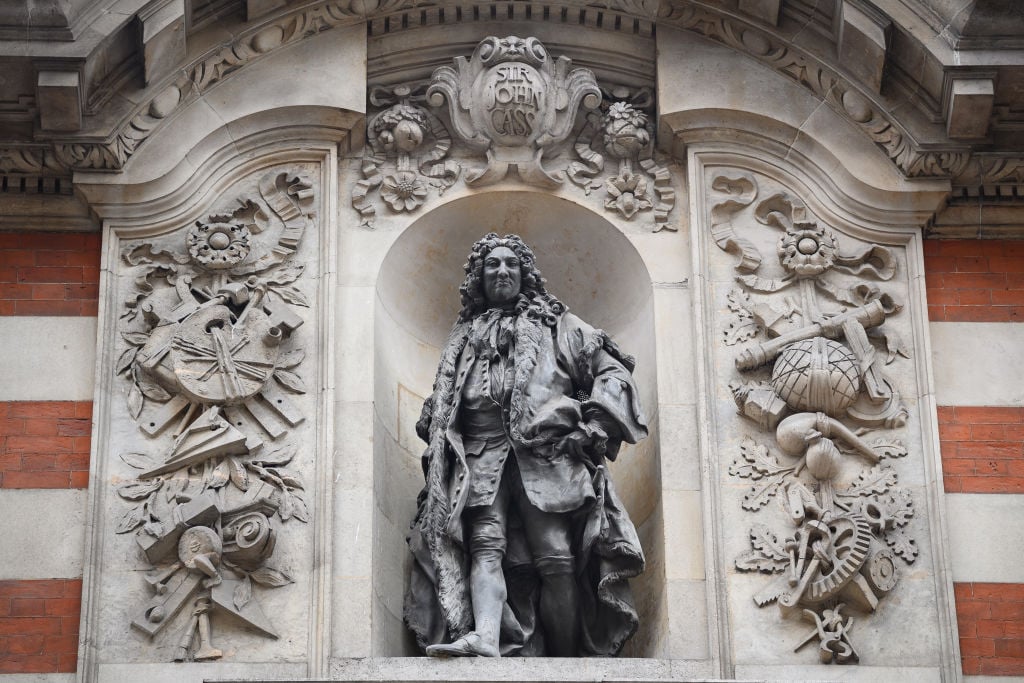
(187, 217), (251, 269)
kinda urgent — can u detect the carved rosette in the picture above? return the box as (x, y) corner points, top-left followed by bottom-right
(711, 171), (917, 664)
(113, 171), (315, 662)
(352, 84), (460, 227)
(427, 35), (600, 188)
(567, 90), (676, 230)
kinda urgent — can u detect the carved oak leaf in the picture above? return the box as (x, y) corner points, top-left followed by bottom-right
(871, 438), (908, 459)
(886, 527), (918, 563)
(730, 437), (797, 511)
(885, 489), (915, 527)
(742, 477), (791, 511)
(723, 289), (759, 346)
(729, 437), (778, 480)
(736, 523), (789, 573)
(843, 464), (898, 497)
(117, 479), (163, 500)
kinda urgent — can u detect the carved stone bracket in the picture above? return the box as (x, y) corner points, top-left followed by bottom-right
(113, 170), (315, 662)
(566, 87), (676, 230)
(427, 35), (601, 188)
(710, 171), (917, 664)
(352, 83), (460, 227)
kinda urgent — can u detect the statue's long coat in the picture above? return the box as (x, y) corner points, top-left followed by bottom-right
(404, 307), (648, 656)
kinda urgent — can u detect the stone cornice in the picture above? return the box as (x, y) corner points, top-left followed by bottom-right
(657, 1), (972, 180)
(1, 0), (1020, 195)
(47, 1), (362, 172)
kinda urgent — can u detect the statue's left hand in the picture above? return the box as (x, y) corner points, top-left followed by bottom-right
(556, 421), (608, 462)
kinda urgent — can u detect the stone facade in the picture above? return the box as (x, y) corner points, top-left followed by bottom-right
(0, 1), (1023, 682)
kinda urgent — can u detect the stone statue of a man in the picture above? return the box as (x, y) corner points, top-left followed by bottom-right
(404, 233), (647, 657)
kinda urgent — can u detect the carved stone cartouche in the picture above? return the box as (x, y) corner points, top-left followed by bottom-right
(427, 36), (601, 188)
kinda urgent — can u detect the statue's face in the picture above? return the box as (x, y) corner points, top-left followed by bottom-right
(482, 245), (522, 305)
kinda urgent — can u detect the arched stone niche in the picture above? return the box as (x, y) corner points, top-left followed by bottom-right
(370, 191), (664, 656)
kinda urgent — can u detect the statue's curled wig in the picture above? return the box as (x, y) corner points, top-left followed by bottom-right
(458, 233), (565, 324)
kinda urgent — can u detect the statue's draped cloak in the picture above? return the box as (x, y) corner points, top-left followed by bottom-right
(404, 308), (648, 656)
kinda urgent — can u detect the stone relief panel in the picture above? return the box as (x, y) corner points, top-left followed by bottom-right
(352, 36), (678, 232)
(698, 166), (946, 669)
(104, 167), (321, 664)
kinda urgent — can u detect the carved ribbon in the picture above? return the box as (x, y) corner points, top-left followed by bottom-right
(710, 172), (761, 272)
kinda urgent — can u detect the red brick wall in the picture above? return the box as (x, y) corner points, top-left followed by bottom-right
(956, 582), (1024, 676)
(0, 401), (92, 488)
(939, 406), (1024, 494)
(0, 579), (82, 673)
(925, 239), (1024, 322)
(909, 238), (1024, 675)
(0, 232), (101, 316)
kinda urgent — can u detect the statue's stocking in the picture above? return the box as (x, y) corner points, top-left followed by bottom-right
(469, 548), (506, 654)
(536, 555), (579, 656)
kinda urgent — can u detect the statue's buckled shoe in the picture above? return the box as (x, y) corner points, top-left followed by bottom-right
(425, 633), (499, 658)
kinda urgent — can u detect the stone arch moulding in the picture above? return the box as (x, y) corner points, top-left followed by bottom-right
(655, 22), (954, 205)
(74, 118), (348, 682)
(687, 141), (960, 680)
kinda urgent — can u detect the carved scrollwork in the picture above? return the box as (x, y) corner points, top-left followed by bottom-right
(113, 170), (315, 661)
(712, 171), (917, 664)
(566, 88), (676, 230)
